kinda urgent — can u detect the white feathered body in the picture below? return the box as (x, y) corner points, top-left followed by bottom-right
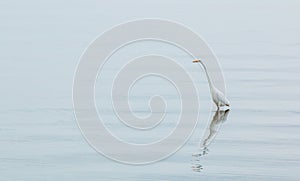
(211, 87), (230, 107)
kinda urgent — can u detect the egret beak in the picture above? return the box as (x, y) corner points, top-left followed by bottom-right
(193, 59), (201, 63)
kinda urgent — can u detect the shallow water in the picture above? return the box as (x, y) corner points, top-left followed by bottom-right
(1, 0), (300, 180)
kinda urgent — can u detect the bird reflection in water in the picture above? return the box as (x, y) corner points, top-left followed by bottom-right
(191, 109), (230, 172)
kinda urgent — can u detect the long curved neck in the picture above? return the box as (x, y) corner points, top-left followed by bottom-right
(199, 62), (214, 91)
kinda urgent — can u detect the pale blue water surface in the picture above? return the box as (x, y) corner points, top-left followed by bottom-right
(0, 0), (300, 180)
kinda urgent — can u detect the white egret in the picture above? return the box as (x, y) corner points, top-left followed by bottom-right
(193, 59), (230, 109)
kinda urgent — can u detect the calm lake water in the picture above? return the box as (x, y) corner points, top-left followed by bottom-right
(1, 0), (300, 180)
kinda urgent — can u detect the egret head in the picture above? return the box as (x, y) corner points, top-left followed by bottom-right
(192, 59), (201, 63)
